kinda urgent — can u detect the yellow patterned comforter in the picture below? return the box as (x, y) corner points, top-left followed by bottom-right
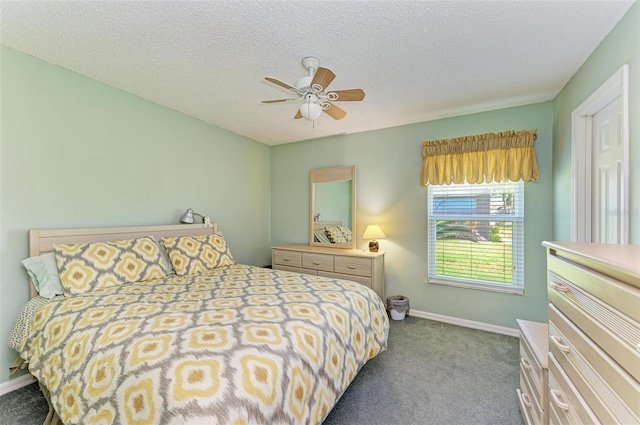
(20, 265), (389, 424)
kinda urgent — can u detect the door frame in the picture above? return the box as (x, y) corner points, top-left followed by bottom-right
(571, 64), (629, 243)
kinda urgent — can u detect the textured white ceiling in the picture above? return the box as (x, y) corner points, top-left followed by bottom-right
(1, 1), (635, 145)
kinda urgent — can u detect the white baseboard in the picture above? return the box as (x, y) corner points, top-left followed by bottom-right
(408, 309), (519, 337)
(0, 374), (35, 396)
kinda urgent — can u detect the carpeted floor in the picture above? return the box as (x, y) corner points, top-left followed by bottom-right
(0, 315), (523, 425)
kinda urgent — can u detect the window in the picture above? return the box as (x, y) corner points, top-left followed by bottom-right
(427, 181), (524, 294)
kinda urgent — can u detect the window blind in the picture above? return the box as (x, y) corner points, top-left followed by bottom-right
(427, 181), (524, 294)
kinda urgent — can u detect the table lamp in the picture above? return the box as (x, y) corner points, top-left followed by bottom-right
(362, 225), (386, 252)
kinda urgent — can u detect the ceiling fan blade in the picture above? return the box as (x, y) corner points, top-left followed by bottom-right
(310, 67), (336, 91)
(323, 102), (347, 120)
(294, 110), (302, 119)
(265, 77), (298, 92)
(262, 98), (299, 104)
(328, 88), (366, 101)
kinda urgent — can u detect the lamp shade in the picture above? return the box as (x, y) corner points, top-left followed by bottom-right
(362, 225), (386, 240)
(180, 208), (195, 224)
(300, 94), (323, 120)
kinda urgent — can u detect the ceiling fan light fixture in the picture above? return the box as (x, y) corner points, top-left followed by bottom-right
(300, 95), (323, 120)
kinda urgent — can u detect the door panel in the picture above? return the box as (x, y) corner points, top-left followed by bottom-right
(591, 96), (623, 243)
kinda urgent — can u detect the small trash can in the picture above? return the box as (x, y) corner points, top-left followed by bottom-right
(386, 295), (410, 320)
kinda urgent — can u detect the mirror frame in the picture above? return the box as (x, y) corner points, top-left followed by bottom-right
(310, 165), (356, 249)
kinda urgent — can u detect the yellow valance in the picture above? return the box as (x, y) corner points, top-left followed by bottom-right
(420, 129), (539, 186)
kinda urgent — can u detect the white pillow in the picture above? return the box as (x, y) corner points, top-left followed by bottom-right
(21, 253), (64, 299)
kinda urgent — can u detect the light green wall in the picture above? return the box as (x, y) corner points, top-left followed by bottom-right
(314, 180), (352, 228)
(0, 46), (271, 384)
(553, 2), (640, 243)
(272, 101), (554, 330)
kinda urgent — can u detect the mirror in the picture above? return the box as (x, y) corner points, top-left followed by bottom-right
(310, 166), (356, 249)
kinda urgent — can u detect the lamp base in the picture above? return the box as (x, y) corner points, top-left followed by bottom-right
(368, 240), (379, 252)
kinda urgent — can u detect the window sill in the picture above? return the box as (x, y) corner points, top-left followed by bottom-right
(427, 278), (524, 295)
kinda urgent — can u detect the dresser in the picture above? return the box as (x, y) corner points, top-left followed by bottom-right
(272, 244), (385, 300)
(543, 242), (640, 425)
(517, 319), (549, 425)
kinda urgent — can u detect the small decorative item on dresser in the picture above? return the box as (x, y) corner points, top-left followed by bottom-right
(362, 225), (386, 252)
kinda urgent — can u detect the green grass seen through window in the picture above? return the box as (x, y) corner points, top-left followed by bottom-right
(434, 239), (513, 284)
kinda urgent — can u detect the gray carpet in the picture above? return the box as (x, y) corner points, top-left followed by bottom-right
(0, 316), (523, 425)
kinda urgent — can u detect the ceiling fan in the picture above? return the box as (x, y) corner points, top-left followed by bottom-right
(262, 56), (365, 121)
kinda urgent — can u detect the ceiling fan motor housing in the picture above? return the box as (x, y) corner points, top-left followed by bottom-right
(296, 76), (313, 92)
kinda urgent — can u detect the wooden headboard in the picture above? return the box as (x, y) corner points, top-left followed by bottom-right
(313, 221), (342, 232)
(28, 223), (217, 298)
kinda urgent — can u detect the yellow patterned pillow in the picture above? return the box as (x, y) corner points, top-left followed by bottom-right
(53, 237), (168, 296)
(161, 232), (235, 276)
(325, 226), (347, 244)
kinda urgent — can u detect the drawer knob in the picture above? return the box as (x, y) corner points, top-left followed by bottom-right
(347, 265), (356, 269)
(520, 357), (532, 370)
(549, 281), (569, 292)
(283, 258), (291, 262)
(520, 392), (533, 408)
(550, 335), (571, 353)
(312, 261), (321, 265)
(550, 389), (570, 411)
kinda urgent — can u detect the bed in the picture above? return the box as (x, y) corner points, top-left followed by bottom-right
(10, 223), (389, 425)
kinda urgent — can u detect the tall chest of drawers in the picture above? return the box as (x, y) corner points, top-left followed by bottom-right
(272, 244), (385, 300)
(543, 242), (640, 425)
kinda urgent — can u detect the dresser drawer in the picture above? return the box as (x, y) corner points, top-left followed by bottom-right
(318, 271), (372, 287)
(520, 368), (542, 425)
(334, 256), (372, 277)
(548, 255), (640, 322)
(302, 253), (334, 272)
(273, 250), (302, 268)
(548, 395), (571, 425)
(549, 304), (640, 424)
(273, 264), (317, 276)
(520, 336), (544, 404)
(548, 354), (601, 425)
(548, 271), (640, 381)
(517, 387), (538, 425)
